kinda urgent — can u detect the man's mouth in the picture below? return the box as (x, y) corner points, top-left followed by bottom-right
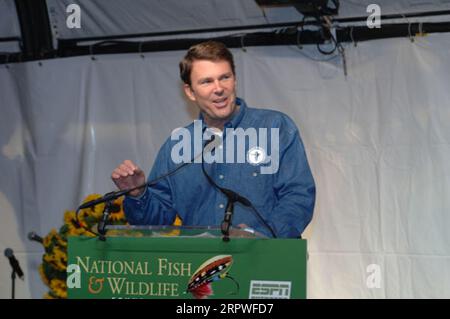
(212, 97), (228, 108)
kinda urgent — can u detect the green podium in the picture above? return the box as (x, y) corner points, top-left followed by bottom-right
(67, 226), (307, 299)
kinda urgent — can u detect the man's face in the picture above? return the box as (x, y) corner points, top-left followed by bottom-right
(184, 59), (237, 128)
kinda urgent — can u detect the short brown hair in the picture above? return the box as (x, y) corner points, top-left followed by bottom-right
(179, 41), (235, 85)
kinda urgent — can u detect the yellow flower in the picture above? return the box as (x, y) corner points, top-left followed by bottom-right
(67, 222), (95, 237)
(44, 292), (56, 299)
(161, 215), (183, 236)
(53, 247), (67, 271)
(174, 215), (182, 226)
(43, 229), (58, 248)
(39, 193), (130, 298)
(92, 204), (105, 219)
(38, 264), (49, 286)
(50, 279), (67, 299)
(81, 194), (104, 219)
(109, 210), (126, 222)
(43, 253), (54, 264)
(44, 252), (62, 271)
(83, 193), (103, 202)
(56, 235), (68, 248)
(63, 210), (77, 225)
(67, 222), (81, 235)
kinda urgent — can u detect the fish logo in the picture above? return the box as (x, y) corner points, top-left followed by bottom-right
(187, 255), (239, 299)
(247, 147), (266, 165)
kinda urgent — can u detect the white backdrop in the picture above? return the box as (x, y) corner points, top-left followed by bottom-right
(1, 33), (450, 298)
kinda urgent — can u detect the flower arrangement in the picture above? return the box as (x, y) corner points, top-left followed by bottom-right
(39, 194), (128, 299)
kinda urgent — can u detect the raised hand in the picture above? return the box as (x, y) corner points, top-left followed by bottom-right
(111, 160), (146, 197)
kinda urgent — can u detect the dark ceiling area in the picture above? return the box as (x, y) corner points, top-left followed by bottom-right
(2, 0), (450, 64)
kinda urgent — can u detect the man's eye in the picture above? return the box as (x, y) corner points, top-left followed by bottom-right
(201, 80), (212, 85)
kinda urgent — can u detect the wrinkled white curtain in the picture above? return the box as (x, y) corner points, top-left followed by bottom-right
(1, 32), (450, 298)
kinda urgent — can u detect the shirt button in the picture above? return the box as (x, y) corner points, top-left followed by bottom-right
(219, 175), (224, 179)
(219, 204), (224, 209)
(253, 172), (258, 177)
(219, 145), (223, 149)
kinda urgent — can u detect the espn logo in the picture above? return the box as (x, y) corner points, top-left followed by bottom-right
(249, 280), (291, 299)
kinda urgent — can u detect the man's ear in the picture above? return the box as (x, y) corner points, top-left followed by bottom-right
(183, 84), (196, 102)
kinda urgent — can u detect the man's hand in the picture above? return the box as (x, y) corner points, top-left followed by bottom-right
(111, 160), (146, 197)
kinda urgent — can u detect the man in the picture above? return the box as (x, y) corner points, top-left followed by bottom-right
(111, 41), (315, 238)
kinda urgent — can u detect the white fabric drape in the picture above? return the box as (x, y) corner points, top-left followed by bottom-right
(1, 33), (450, 298)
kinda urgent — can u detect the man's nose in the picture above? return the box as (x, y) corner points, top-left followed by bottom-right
(213, 80), (224, 94)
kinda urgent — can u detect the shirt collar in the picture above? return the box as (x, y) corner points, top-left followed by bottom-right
(198, 97), (247, 130)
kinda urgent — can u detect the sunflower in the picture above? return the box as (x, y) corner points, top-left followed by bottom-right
(39, 194), (128, 298)
(38, 264), (49, 286)
(39, 193), (183, 298)
(50, 279), (67, 299)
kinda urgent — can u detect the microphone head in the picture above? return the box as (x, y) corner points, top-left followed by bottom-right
(238, 196), (252, 207)
(28, 232), (36, 241)
(221, 188), (252, 207)
(4, 248), (13, 258)
(28, 231), (44, 243)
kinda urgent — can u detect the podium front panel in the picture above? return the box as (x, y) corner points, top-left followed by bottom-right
(67, 236), (306, 299)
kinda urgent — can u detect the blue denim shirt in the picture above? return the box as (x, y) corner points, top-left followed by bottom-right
(124, 98), (315, 238)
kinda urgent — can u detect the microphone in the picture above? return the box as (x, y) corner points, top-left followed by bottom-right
(220, 188), (251, 207)
(4, 248), (24, 280)
(27, 231), (43, 244)
(97, 195), (122, 241)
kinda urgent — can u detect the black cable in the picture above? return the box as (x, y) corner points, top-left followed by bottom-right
(316, 41), (337, 55)
(316, 14), (339, 55)
(200, 135), (277, 238)
(249, 205), (277, 238)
